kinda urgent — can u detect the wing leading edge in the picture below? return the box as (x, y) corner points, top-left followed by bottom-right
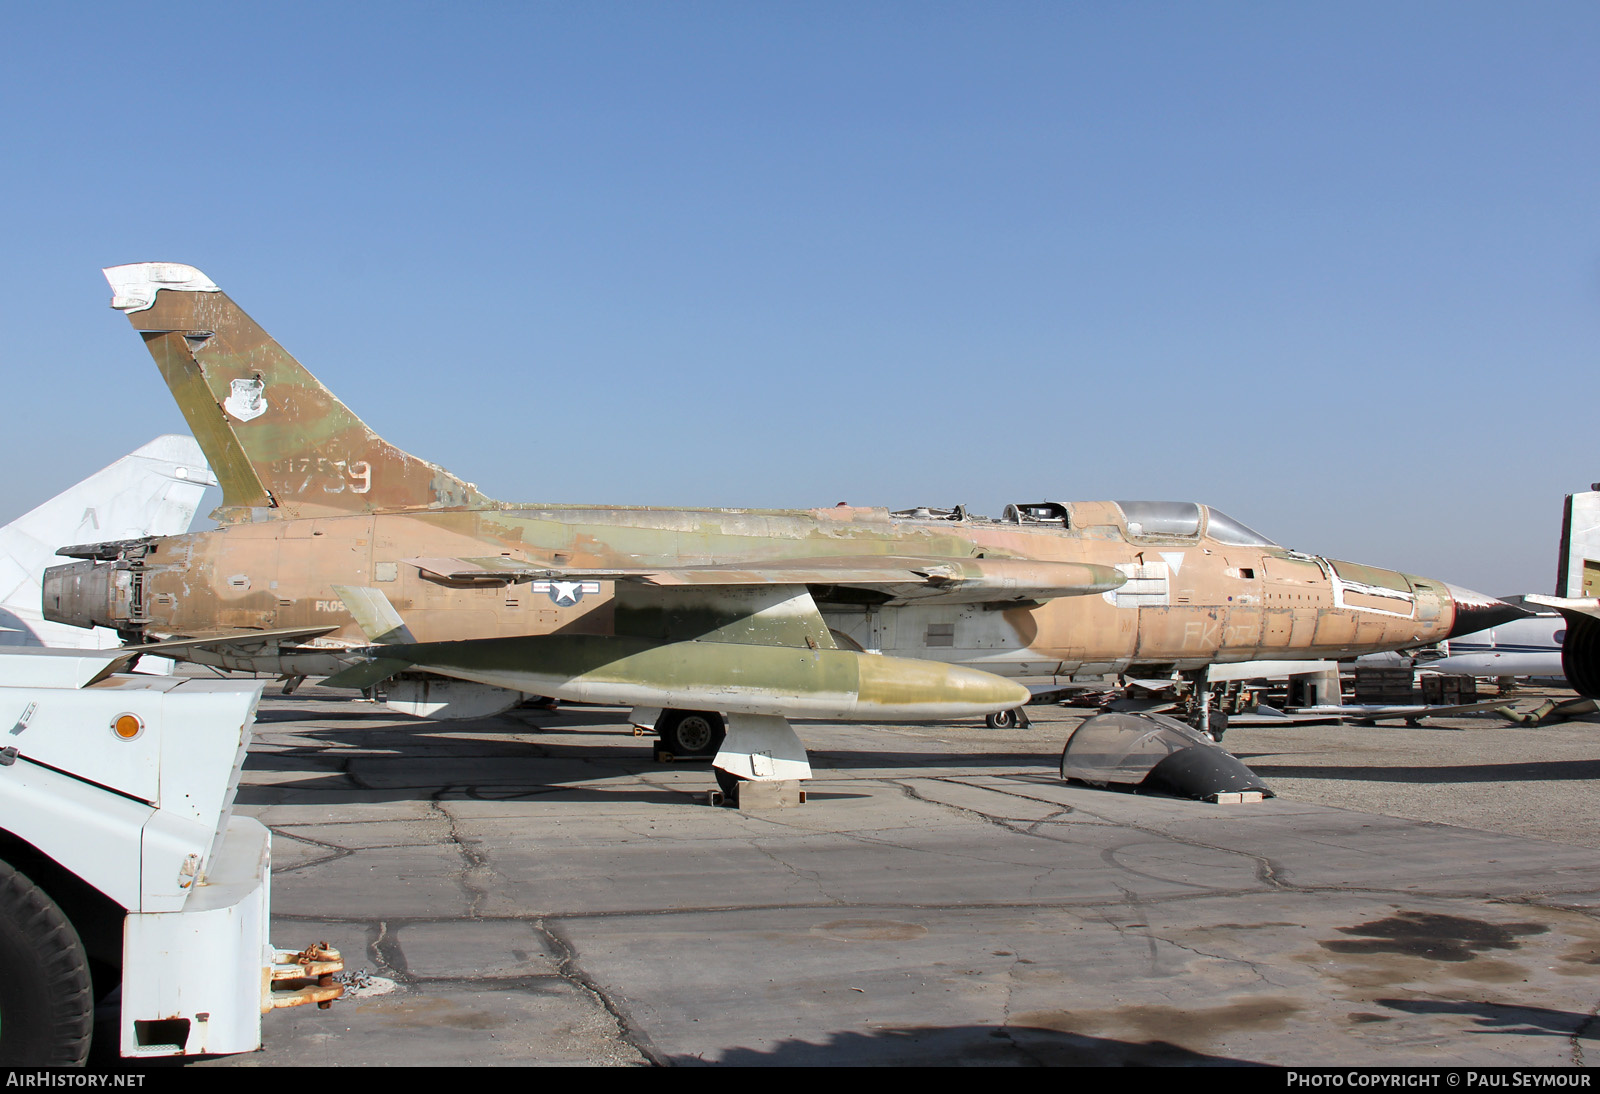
(401, 554), (1125, 606)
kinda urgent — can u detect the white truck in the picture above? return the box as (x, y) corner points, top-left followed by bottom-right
(0, 647), (340, 1065)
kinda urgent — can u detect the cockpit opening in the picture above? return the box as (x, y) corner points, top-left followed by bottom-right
(1002, 502), (1069, 526)
(889, 505), (968, 521)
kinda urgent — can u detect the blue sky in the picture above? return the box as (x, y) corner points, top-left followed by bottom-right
(1, 3), (1594, 594)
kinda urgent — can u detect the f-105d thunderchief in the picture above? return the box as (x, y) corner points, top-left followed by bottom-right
(44, 263), (1522, 793)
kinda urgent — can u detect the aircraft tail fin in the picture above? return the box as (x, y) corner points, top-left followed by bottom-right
(104, 263), (490, 522)
(1537, 485), (1600, 698)
(1556, 487), (1600, 600)
(0, 435), (214, 650)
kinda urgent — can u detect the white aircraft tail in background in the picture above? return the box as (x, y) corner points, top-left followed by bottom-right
(0, 435), (216, 654)
(1419, 604), (1566, 680)
(1443, 484), (1600, 694)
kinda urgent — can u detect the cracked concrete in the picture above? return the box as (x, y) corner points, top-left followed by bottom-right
(184, 688), (1600, 1067)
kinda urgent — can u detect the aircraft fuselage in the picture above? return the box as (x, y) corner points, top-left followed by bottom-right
(50, 498), (1462, 679)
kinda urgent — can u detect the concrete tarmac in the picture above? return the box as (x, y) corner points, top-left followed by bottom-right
(186, 689), (1600, 1067)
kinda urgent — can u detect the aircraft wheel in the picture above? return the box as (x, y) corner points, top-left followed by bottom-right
(0, 861), (93, 1066)
(986, 707), (1030, 729)
(714, 766), (744, 799)
(657, 709), (725, 757)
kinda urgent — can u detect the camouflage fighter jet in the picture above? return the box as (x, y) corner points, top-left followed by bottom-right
(43, 263), (1523, 791)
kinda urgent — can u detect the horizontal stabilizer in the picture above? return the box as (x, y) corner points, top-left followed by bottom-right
(83, 626), (339, 685)
(124, 626), (339, 657)
(1524, 594), (1600, 622)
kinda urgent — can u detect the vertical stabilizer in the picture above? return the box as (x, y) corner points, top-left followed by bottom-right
(0, 435), (215, 650)
(104, 263), (491, 522)
(1532, 484), (1600, 698)
(1557, 487), (1600, 599)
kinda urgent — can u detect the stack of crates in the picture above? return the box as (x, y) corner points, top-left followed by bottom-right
(1354, 666), (1415, 704)
(1420, 673), (1478, 705)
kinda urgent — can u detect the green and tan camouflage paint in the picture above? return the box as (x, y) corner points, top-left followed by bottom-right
(58, 265), (1463, 689)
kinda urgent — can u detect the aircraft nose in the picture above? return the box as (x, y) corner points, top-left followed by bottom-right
(1443, 583), (1530, 639)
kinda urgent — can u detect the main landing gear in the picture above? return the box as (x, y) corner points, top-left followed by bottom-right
(654, 709), (726, 758)
(647, 708), (811, 808)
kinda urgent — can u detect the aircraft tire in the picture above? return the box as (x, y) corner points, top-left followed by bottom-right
(985, 707), (1030, 729)
(1563, 615), (1600, 699)
(657, 709), (726, 757)
(0, 860), (93, 1067)
(713, 766), (744, 800)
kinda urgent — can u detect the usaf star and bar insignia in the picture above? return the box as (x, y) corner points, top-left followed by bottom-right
(531, 579), (602, 606)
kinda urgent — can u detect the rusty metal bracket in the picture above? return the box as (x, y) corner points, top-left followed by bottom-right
(268, 941), (345, 1011)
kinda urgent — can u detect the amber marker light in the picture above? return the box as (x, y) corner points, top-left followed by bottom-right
(111, 713), (144, 741)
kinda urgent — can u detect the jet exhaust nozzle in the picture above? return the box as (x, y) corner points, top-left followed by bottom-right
(41, 560), (128, 632)
(1444, 584), (1531, 640)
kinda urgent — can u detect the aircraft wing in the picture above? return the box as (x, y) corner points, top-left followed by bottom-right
(1109, 692), (1521, 726)
(1226, 699), (1520, 726)
(403, 554), (1125, 605)
(1289, 699), (1514, 719)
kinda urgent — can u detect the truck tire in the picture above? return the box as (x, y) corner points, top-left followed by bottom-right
(0, 860), (93, 1066)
